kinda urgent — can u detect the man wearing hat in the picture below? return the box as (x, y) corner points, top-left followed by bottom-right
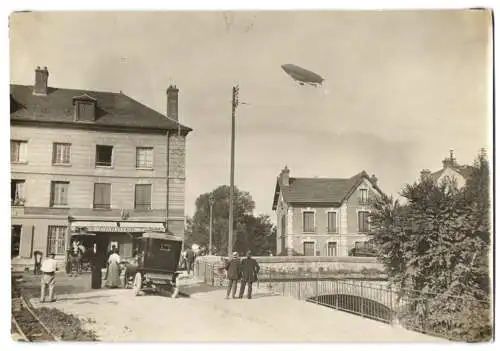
(238, 250), (260, 299)
(224, 252), (241, 299)
(40, 252), (57, 303)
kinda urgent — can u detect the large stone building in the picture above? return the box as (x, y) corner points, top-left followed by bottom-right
(10, 66), (192, 266)
(272, 167), (384, 257)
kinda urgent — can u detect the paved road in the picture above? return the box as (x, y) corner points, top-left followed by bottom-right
(27, 275), (445, 342)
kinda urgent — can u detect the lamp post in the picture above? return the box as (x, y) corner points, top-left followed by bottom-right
(228, 85), (239, 256)
(208, 193), (215, 255)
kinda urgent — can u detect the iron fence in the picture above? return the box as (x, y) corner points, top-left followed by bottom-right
(194, 260), (491, 342)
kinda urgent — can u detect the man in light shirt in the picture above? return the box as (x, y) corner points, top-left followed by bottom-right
(40, 252), (57, 303)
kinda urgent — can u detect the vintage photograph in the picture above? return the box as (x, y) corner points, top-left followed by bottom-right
(9, 10), (493, 342)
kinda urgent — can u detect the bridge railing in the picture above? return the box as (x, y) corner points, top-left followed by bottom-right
(194, 260), (491, 342)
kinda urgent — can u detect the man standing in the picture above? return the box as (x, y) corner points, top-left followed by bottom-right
(185, 247), (196, 275)
(40, 253), (57, 303)
(225, 252), (241, 299)
(238, 250), (260, 299)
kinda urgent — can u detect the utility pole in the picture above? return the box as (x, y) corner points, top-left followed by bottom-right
(228, 85), (239, 256)
(208, 193), (215, 255)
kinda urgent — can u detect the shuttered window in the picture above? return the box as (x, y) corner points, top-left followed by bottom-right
(327, 211), (337, 233)
(136, 147), (153, 169)
(303, 211), (315, 232)
(52, 143), (71, 164)
(11, 140), (27, 163)
(327, 242), (337, 256)
(93, 183), (111, 209)
(303, 242), (315, 256)
(18, 225), (34, 258)
(360, 189), (368, 204)
(358, 211), (370, 233)
(47, 226), (66, 255)
(135, 184), (152, 210)
(50, 181), (69, 207)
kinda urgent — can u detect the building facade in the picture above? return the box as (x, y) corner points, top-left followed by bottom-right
(272, 167), (384, 257)
(11, 66), (192, 265)
(419, 150), (473, 188)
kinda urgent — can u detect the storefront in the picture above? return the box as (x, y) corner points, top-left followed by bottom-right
(68, 220), (166, 261)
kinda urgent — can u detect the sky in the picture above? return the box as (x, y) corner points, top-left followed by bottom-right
(9, 10), (492, 220)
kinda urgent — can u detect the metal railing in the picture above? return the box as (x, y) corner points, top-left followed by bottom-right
(194, 260), (491, 342)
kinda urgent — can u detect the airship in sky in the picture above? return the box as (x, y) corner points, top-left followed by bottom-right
(281, 64), (325, 87)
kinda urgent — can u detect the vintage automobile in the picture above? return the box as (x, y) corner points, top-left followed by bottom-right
(125, 232), (183, 297)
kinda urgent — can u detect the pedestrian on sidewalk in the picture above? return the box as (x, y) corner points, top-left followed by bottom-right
(33, 250), (43, 276)
(225, 252), (241, 299)
(185, 247), (196, 275)
(238, 250), (260, 299)
(40, 252), (57, 303)
(105, 247), (122, 288)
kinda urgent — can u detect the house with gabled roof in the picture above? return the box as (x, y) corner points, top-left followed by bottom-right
(11, 66), (192, 268)
(419, 150), (474, 188)
(272, 166), (384, 257)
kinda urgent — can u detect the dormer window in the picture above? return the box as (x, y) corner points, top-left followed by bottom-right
(72, 94), (97, 121)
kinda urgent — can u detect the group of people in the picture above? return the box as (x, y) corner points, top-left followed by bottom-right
(224, 250), (260, 299)
(66, 240), (86, 276)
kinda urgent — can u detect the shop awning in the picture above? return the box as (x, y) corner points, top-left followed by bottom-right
(70, 221), (165, 233)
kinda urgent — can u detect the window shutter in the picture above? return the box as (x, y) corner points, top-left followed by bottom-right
(135, 184), (151, 209)
(19, 225), (34, 258)
(11, 141), (18, 161)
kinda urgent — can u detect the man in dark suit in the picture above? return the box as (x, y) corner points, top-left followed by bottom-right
(225, 252), (241, 299)
(238, 250), (260, 299)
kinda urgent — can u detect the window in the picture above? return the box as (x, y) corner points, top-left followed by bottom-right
(327, 211), (337, 233)
(93, 183), (111, 209)
(50, 181), (69, 207)
(11, 225), (21, 258)
(52, 143), (71, 165)
(11, 140), (27, 163)
(135, 184), (152, 210)
(11, 179), (25, 206)
(281, 215), (286, 236)
(47, 226), (66, 255)
(303, 242), (315, 256)
(327, 242), (337, 256)
(95, 145), (113, 167)
(76, 102), (95, 121)
(360, 189), (368, 204)
(303, 211), (315, 232)
(160, 243), (172, 252)
(136, 147), (153, 169)
(358, 211), (370, 233)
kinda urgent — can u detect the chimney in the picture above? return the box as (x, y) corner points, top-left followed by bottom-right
(420, 169), (431, 181)
(33, 66), (49, 96)
(280, 166), (290, 186)
(166, 85), (179, 121)
(371, 174), (378, 185)
(442, 150), (457, 168)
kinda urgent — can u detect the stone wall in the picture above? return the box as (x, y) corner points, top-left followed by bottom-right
(198, 255), (385, 274)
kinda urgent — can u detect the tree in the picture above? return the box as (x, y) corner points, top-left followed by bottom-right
(185, 185), (276, 256)
(369, 150), (492, 341)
